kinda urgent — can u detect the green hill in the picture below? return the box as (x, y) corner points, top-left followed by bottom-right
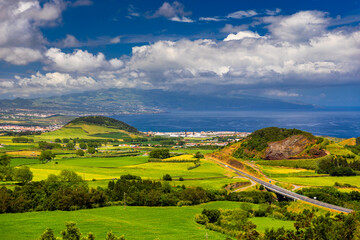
(232, 127), (327, 160)
(66, 116), (139, 133)
(37, 116), (140, 140)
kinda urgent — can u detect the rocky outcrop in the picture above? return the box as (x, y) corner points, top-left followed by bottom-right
(264, 135), (326, 160)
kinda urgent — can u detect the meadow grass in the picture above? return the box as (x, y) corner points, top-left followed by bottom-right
(255, 158), (321, 170)
(251, 217), (294, 232)
(0, 144), (36, 151)
(275, 176), (360, 187)
(170, 149), (215, 155)
(10, 157), (39, 167)
(55, 156), (149, 168)
(34, 124), (138, 141)
(259, 165), (318, 178)
(0, 201), (294, 240)
(163, 154), (196, 161)
(171, 177), (249, 190)
(29, 159), (232, 181)
(90, 132), (129, 139)
(6, 150), (40, 157)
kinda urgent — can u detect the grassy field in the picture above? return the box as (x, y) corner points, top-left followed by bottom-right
(163, 154), (196, 161)
(53, 156), (149, 168)
(251, 217), (294, 232)
(255, 157), (323, 170)
(28, 157), (233, 181)
(0, 144), (36, 151)
(259, 165), (319, 178)
(6, 150), (40, 157)
(90, 132), (129, 139)
(275, 176), (360, 187)
(0, 201), (294, 240)
(171, 149), (215, 155)
(10, 157), (39, 167)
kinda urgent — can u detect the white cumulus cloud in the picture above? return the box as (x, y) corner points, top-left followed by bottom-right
(45, 48), (124, 72)
(223, 31), (263, 41)
(0, 0), (65, 65)
(227, 10), (258, 19)
(152, 1), (193, 22)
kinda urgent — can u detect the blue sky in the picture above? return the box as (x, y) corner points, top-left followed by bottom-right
(0, 0), (359, 106)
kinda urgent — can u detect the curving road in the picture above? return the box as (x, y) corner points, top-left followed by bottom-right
(218, 161), (353, 213)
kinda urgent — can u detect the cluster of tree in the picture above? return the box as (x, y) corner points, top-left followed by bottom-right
(38, 150), (56, 163)
(3, 131), (41, 136)
(38, 141), (62, 150)
(0, 154), (33, 183)
(196, 208), (259, 239)
(196, 202), (360, 240)
(296, 186), (360, 210)
(316, 155), (357, 176)
(351, 145), (360, 155)
(38, 222), (125, 240)
(0, 170), (279, 214)
(0, 170), (106, 213)
(11, 137), (34, 143)
(106, 177), (214, 206)
(149, 148), (170, 159)
(264, 210), (359, 240)
(106, 176), (274, 207)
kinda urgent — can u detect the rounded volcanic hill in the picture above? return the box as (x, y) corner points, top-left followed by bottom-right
(39, 116), (140, 140)
(65, 116), (139, 133)
(232, 127), (328, 160)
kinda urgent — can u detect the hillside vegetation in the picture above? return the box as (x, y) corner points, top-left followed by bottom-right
(66, 116), (139, 133)
(232, 127), (326, 160)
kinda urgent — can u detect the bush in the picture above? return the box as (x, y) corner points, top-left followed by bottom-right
(149, 148), (170, 159)
(79, 142), (87, 149)
(329, 167), (356, 176)
(202, 209), (220, 223)
(76, 150), (85, 156)
(163, 174), (172, 181)
(88, 147), (96, 154)
(194, 213), (209, 224)
(177, 200), (192, 207)
(12, 137), (33, 143)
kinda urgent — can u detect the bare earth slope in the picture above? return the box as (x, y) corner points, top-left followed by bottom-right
(265, 135), (327, 160)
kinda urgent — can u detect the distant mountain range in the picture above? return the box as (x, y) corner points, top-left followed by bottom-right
(0, 88), (315, 115)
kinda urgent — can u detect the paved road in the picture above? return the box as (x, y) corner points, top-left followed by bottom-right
(218, 162), (353, 213)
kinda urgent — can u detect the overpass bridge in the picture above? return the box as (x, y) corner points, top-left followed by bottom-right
(218, 162), (353, 213)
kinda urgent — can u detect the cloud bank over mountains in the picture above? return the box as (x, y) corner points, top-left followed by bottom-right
(0, 1), (359, 99)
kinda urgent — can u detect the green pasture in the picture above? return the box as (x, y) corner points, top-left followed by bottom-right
(90, 132), (129, 139)
(255, 157), (323, 170)
(251, 217), (295, 232)
(53, 156), (149, 168)
(259, 165), (318, 178)
(0, 201), (294, 240)
(35, 127), (94, 140)
(170, 149), (215, 155)
(29, 158), (233, 181)
(10, 157), (39, 167)
(275, 176), (360, 187)
(0, 144), (36, 151)
(34, 124), (130, 141)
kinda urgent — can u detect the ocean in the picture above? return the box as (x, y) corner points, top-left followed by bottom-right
(112, 110), (360, 138)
